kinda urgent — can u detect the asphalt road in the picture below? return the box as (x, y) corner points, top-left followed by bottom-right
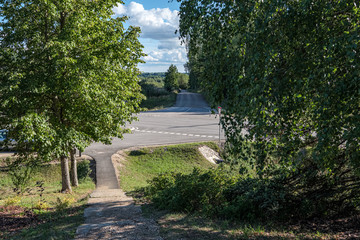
(84, 90), (223, 189)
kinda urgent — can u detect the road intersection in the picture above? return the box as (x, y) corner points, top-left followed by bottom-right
(84, 90), (223, 189)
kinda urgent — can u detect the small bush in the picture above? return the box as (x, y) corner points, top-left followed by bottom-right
(55, 196), (76, 211)
(5, 157), (35, 193)
(33, 200), (49, 210)
(145, 168), (236, 216)
(222, 178), (290, 221)
(77, 160), (91, 183)
(4, 196), (21, 207)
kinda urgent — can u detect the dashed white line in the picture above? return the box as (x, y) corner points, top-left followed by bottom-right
(134, 129), (216, 139)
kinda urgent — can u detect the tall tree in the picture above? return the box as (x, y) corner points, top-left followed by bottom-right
(0, 0), (144, 193)
(164, 64), (179, 91)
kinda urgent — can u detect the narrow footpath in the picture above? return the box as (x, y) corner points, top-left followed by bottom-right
(75, 150), (162, 240)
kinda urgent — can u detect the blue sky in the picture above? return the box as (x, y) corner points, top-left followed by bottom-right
(113, 1), (185, 73)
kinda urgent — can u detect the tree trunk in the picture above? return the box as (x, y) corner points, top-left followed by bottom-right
(61, 155), (72, 193)
(70, 148), (79, 187)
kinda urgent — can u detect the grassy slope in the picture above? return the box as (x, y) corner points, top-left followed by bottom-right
(118, 142), (218, 192)
(0, 159), (95, 239)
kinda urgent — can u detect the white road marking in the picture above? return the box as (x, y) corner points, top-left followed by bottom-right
(134, 128), (216, 139)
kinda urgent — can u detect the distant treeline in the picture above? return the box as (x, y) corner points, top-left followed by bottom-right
(139, 73), (165, 86)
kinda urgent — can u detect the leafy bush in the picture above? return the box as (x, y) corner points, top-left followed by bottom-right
(146, 168), (236, 216)
(5, 157), (35, 193)
(145, 163), (360, 221)
(222, 178), (291, 221)
(4, 196), (21, 207)
(77, 160), (91, 183)
(55, 196), (76, 211)
(33, 200), (49, 210)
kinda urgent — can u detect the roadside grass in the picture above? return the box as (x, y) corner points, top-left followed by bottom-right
(118, 142), (351, 240)
(117, 142), (219, 192)
(0, 157), (95, 239)
(140, 91), (177, 111)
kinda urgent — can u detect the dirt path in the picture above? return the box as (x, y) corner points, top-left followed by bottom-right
(75, 149), (162, 240)
(76, 189), (162, 240)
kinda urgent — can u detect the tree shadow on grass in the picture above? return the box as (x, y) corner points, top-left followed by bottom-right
(140, 203), (360, 240)
(128, 150), (147, 156)
(2, 205), (86, 240)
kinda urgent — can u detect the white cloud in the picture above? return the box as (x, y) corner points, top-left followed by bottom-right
(146, 48), (187, 63)
(113, 2), (186, 72)
(113, 2), (180, 42)
(143, 55), (159, 62)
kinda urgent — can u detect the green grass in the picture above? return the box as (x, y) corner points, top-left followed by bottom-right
(118, 142), (219, 192)
(0, 158), (95, 239)
(140, 92), (177, 110)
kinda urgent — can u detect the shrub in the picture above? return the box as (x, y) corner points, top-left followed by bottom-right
(4, 196), (21, 207)
(146, 168), (236, 216)
(77, 160), (91, 183)
(222, 178), (291, 221)
(145, 165), (360, 221)
(55, 196), (76, 211)
(33, 200), (49, 210)
(5, 157), (35, 193)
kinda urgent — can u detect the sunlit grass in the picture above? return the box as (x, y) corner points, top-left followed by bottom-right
(118, 142), (219, 192)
